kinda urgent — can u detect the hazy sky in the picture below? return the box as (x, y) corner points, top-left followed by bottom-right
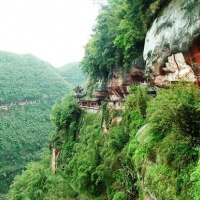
(0, 0), (99, 67)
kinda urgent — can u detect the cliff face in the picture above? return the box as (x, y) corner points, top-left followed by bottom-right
(96, 0), (200, 98)
(107, 57), (146, 101)
(93, 57), (146, 101)
(143, 0), (200, 87)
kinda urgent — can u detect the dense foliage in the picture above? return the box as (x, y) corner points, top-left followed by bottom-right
(0, 51), (71, 104)
(128, 84), (200, 199)
(5, 0), (199, 199)
(8, 84), (199, 199)
(50, 95), (81, 150)
(57, 62), (88, 88)
(81, 0), (172, 79)
(8, 150), (74, 200)
(81, 0), (145, 79)
(0, 104), (54, 193)
(0, 51), (72, 194)
(139, 0), (172, 29)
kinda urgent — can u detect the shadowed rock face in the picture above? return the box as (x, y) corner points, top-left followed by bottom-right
(94, 79), (109, 100)
(144, 0), (200, 87)
(108, 57), (146, 101)
(93, 57), (146, 101)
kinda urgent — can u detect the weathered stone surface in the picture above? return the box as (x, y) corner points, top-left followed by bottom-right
(94, 79), (109, 99)
(52, 148), (59, 174)
(108, 57), (146, 101)
(108, 67), (129, 101)
(93, 57), (146, 101)
(144, 0), (200, 87)
(152, 53), (196, 87)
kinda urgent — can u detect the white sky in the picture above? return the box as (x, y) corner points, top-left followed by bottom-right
(0, 0), (99, 67)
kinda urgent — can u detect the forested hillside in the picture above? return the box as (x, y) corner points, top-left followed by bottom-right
(0, 51), (71, 194)
(8, 84), (200, 200)
(0, 51), (72, 104)
(6, 0), (200, 199)
(81, 0), (171, 79)
(57, 62), (87, 88)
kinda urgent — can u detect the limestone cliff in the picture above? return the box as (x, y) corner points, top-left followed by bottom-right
(94, 57), (146, 101)
(94, 0), (200, 100)
(108, 56), (146, 101)
(143, 0), (200, 87)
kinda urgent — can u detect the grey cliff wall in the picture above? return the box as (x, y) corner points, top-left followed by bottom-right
(143, 0), (200, 87)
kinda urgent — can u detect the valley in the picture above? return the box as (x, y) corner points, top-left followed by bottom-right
(1, 0), (200, 199)
(0, 51), (86, 194)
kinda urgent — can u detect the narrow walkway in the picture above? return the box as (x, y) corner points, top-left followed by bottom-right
(0, 99), (43, 111)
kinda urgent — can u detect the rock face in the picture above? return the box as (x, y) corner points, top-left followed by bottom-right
(52, 148), (59, 174)
(94, 79), (109, 100)
(93, 57), (146, 101)
(107, 57), (146, 101)
(143, 0), (200, 87)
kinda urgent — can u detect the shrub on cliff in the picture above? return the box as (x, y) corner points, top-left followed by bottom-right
(130, 83), (200, 199)
(8, 84), (200, 199)
(148, 83), (200, 146)
(81, 0), (145, 79)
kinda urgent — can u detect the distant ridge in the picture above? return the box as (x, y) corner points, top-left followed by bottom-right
(0, 51), (73, 193)
(57, 62), (87, 88)
(0, 51), (72, 104)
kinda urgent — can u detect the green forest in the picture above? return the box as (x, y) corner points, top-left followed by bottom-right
(0, 104), (55, 193)
(81, 0), (171, 79)
(0, 51), (71, 104)
(0, 51), (85, 195)
(7, 84), (200, 200)
(57, 62), (88, 88)
(1, 0), (200, 199)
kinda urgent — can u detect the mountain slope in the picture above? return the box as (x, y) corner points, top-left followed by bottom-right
(8, 84), (200, 200)
(0, 51), (72, 104)
(57, 62), (87, 88)
(0, 51), (72, 193)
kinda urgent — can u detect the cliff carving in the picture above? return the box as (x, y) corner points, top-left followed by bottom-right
(143, 0), (200, 87)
